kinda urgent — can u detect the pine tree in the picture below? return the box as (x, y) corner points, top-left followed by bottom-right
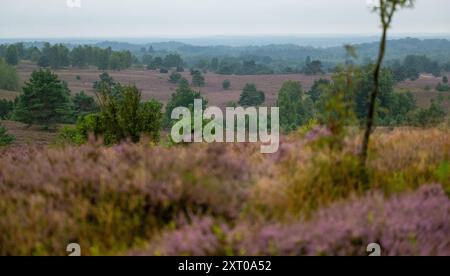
(238, 84), (265, 107)
(14, 69), (73, 127)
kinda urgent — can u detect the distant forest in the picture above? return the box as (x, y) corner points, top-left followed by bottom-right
(1, 38), (450, 77)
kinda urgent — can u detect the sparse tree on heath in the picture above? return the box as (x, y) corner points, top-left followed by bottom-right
(14, 69), (72, 127)
(277, 81), (305, 132)
(192, 70), (205, 87)
(0, 123), (14, 147)
(238, 83), (265, 107)
(222, 79), (231, 90)
(169, 71), (182, 84)
(360, 0), (415, 186)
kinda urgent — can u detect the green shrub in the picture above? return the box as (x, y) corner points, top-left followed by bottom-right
(164, 79), (207, 128)
(222, 79), (231, 90)
(436, 82), (450, 92)
(66, 85), (163, 145)
(0, 124), (14, 147)
(0, 99), (14, 119)
(168, 71), (182, 84)
(277, 81), (306, 132)
(192, 71), (205, 87)
(73, 91), (99, 119)
(56, 125), (86, 145)
(410, 100), (447, 127)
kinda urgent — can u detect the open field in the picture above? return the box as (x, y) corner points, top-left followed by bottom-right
(0, 89), (20, 101)
(11, 62), (449, 109)
(15, 62), (324, 108)
(397, 73), (450, 93)
(0, 120), (58, 146)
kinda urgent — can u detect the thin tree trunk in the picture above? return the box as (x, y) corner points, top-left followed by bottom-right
(360, 23), (389, 186)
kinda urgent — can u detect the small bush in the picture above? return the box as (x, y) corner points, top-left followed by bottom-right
(410, 101), (446, 127)
(222, 80), (231, 90)
(0, 124), (14, 146)
(168, 71), (182, 84)
(436, 82), (450, 92)
(64, 85), (163, 145)
(0, 99), (14, 119)
(192, 71), (205, 87)
(56, 125), (86, 145)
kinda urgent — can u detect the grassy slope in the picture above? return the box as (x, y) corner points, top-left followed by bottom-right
(0, 120), (58, 146)
(0, 89), (20, 101)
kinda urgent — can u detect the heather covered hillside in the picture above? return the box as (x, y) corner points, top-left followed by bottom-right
(1, 0), (450, 258)
(0, 128), (449, 255)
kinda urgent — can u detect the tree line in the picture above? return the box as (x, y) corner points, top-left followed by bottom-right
(0, 43), (135, 70)
(1, 42), (448, 79)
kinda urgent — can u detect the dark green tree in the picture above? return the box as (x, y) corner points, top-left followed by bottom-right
(5, 45), (19, 66)
(96, 48), (111, 70)
(211, 58), (219, 71)
(168, 71), (182, 84)
(0, 99), (14, 119)
(277, 81), (306, 132)
(13, 69), (73, 127)
(37, 55), (50, 68)
(411, 100), (446, 127)
(355, 66), (395, 122)
(387, 92), (417, 125)
(222, 79), (231, 90)
(0, 123), (14, 147)
(152, 57), (163, 68)
(303, 60), (323, 75)
(164, 54), (183, 68)
(192, 70), (205, 87)
(38, 43), (70, 69)
(70, 46), (88, 68)
(73, 91), (99, 118)
(238, 84), (265, 107)
(308, 79), (331, 103)
(164, 79), (207, 127)
(109, 52), (122, 70)
(93, 72), (122, 100)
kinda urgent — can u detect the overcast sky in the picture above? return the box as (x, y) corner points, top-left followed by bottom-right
(1, 0), (449, 38)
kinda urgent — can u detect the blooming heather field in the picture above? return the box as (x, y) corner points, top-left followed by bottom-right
(0, 128), (449, 256)
(12, 62), (450, 110)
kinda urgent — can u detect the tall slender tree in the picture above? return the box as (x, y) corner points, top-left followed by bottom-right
(360, 0), (414, 186)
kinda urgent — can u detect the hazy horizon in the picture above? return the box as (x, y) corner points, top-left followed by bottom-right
(1, 0), (449, 39)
